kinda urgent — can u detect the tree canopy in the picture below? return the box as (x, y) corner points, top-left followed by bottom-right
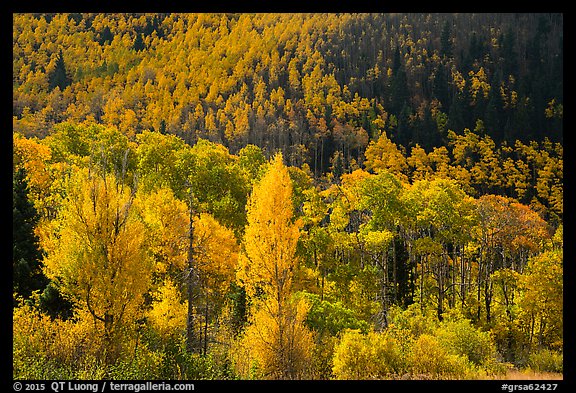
(13, 13), (562, 381)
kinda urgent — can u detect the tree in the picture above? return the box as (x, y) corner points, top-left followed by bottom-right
(237, 144), (267, 185)
(364, 131), (408, 182)
(133, 33), (145, 52)
(238, 154), (300, 298)
(13, 133), (53, 213)
(473, 195), (550, 325)
(48, 49), (71, 91)
(237, 153), (314, 379)
(518, 249), (562, 350)
(440, 20), (453, 58)
(193, 213), (239, 354)
(135, 130), (192, 199)
(358, 170), (407, 319)
(13, 167), (47, 302)
(188, 139), (250, 235)
(403, 178), (476, 320)
(147, 278), (188, 341)
(98, 25), (113, 45)
(42, 169), (153, 364)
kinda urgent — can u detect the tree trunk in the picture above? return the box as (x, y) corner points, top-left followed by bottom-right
(392, 238), (397, 303)
(460, 245), (466, 309)
(186, 189), (200, 354)
(477, 251), (483, 321)
(203, 303), (209, 356)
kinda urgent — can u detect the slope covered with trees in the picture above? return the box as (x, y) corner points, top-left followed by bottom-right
(13, 13), (562, 380)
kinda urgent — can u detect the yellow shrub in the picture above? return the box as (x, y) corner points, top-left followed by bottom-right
(146, 279), (187, 340)
(410, 334), (474, 379)
(332, 329), (405, 379)
(13, 304), (102, 379)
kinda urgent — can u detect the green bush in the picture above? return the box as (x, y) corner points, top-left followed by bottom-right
(527, 349), (563, 373)
(108, 345), (163, 380)
(13, 354), (76, 380)
(387, 303), (439, 339)
(436, 319), (497, 366)
(302, 293), (370, 336)
(152, 337), (236, 380)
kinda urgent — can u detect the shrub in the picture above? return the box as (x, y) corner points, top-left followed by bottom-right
(332, 329), (406, 379)
(387, 303), (439, 339)
(527, 349), (563, 373)
(436, 319), (497, 366)
(108, 345), (163, 380)
(13, 303), (100, 379)
(409, 334), (474, 379)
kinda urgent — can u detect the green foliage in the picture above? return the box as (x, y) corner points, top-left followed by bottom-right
(13, 167), (47, 301)
(48, 49), (71, 91)
(435, 318), (499, 368)
(237, 144), (266, 184)
(526, 349), (563, 373)
(140, 337), (235, 380)
(301, 293), (370, 336)
(108, 346), (163, 380)
(188, 139), (250, 234)
(385, 305), (508, 379)
(387, 303), (439, 340)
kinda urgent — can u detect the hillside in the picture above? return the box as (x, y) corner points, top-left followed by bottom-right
(12, 13), (563, 382)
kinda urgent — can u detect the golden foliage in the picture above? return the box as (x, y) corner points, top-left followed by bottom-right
(237, 153), (301, 299)
(146, 279), (187, 339)
(42, 168), (153, 360)
(236, 295), (315, 379)
(364, 131), (408, 182)
(332, 329), (404, 379)
(194, 212), (239, 297)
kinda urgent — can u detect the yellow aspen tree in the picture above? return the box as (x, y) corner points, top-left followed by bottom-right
(237, 153), (314, 379)
(147, 278), (188, 340)
(193, 212), (239, 354)
(141, 187), (239, 351)
(13, 133), (53, 213)
(42, 168), (153, 363)
(364, 130), (408, 183)
(238, 153), (300, 300)
(407, 144), (433, 181)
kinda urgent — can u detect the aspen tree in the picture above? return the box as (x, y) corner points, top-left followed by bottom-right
(42, 168), (153, 363)
(237, 153), (314, 379)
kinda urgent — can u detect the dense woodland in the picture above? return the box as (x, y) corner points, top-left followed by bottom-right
(13, 13), (562, 380)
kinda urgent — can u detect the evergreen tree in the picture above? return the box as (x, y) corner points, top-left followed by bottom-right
(389, 59), (409, 116)
(500, 27), (518, 77)
(48, 49), (71, 91)
(432, 63), (451, 109)
(133, 33), (145, 52)
(98, 25), (113, 45)
(13, 167), (47, 302)
(440, 20), (453, 58)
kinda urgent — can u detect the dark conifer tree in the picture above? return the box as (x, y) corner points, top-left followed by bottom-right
(98, 25), (113, 45)
(133, 33), (145, 52)
(48, 49), (72, 91)
(440, 20), (453, 59)
(13, 167), (46, 302)
(432, 63), (451, 109)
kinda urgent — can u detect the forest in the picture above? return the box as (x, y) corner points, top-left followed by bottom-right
(13, 13), (562, 381)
